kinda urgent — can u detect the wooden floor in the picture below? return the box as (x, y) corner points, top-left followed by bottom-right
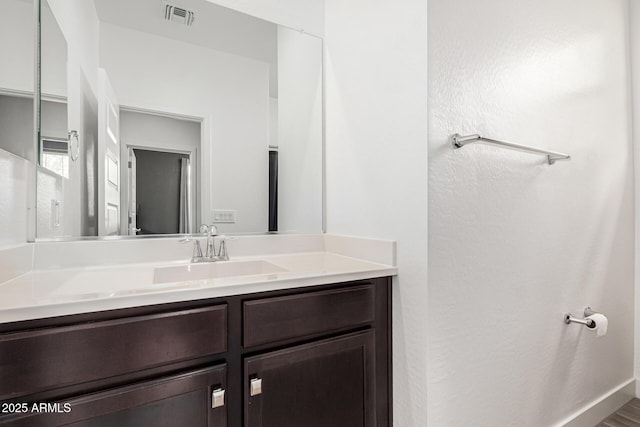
(598, 399), (640, 426)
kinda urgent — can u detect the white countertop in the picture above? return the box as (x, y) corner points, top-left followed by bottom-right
(0, 252), (397, 324)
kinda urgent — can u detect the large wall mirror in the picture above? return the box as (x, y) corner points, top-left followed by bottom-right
(35, 0), (323, 239)
(0, 0), (37, 163)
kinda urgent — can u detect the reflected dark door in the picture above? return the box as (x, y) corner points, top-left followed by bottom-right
(134, 148), (187, 234)
(268, 150), (278, 232)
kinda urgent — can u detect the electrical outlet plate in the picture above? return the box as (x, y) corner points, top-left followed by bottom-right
(212, 210), (236, 224)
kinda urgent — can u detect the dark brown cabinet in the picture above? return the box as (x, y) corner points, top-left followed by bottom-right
(244, 331), (375, 427)
(243, 285), (375, 347)
(0, 305), (228, 400)
(4, 365), (227, 427)
(0, 278), (391, 427)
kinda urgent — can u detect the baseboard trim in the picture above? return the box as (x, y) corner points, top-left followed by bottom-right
(555, 379), (635, 427)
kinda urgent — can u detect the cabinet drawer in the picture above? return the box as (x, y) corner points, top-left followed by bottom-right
(243, 284), (374, 348)
(1, 364), (227, 427)
(0, 305), (227, 400)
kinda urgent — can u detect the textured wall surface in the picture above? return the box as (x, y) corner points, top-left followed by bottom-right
(324, 0), (429, 425)
(428, 0), (634, 425)
(630, 1), (640, 398)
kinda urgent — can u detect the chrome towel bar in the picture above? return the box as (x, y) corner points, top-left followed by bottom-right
(450, 133), (571, 165)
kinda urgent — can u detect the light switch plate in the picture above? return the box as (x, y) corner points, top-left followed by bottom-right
(212, 209), (236, 223)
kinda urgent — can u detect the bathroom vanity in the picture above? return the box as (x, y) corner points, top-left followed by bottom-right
(0, 238), (396, 427)
(1, 0), (395, 423)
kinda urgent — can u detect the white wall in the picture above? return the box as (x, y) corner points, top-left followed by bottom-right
(269, 97), (278, 148)
(429, 0), (633, 425)
(630, 0), (640, 398)
(277, 27), (323, 233)
(48, 0), (99, 92)
(99, 23), (270, 234)
(47, 0), (101, 237)
(41, 3), (68, 98)
(206, 0), (325, 37)
(0, 0), (34, 94)
(324, 1), (429, 426)
(0, 150), (31, 248)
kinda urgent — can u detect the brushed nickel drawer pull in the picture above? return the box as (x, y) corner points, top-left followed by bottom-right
(212, 388), (225, 408)
(250, 378), (262, 396)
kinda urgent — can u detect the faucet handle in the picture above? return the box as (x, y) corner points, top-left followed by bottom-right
(199, 224), (218, 236)
(180, 237), (203, 262)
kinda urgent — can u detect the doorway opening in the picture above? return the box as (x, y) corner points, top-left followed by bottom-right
(120, 108), (201, 235)
(130, 148), (192, 235)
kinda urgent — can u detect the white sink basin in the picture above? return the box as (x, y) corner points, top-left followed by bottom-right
(153, 260), (287, 284)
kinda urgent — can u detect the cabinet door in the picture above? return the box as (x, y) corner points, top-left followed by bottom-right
(244, 331), (375, 427)
(2, 365), (227, 427)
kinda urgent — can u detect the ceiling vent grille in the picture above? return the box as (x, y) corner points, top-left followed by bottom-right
(163, 2), (195, 26)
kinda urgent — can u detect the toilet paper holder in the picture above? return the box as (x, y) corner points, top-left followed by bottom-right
(564, 307), (598, 329)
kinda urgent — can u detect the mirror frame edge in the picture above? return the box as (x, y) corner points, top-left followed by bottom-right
(27, 0), (41, 243)
(321, 36), (326, 235)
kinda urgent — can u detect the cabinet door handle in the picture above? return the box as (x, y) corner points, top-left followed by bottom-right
(212, 388), (225, 408)
(250, 377), (263, 396)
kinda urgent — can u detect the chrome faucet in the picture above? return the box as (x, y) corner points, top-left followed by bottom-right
(217, 236), (229, 261)
(200, 224), (217, 259)
(181, 225), (229, 263)
(179, 237), (203, 263)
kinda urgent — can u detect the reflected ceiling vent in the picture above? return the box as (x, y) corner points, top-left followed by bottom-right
(163, 2), (195, 26)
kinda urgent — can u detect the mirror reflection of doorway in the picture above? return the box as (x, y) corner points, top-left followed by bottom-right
(130, 148), (191, 235)
(131, 149), (191, 234)
(120, 109), (201, 235)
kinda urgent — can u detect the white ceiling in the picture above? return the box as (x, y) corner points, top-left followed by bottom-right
(93, 0), (278, 96)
